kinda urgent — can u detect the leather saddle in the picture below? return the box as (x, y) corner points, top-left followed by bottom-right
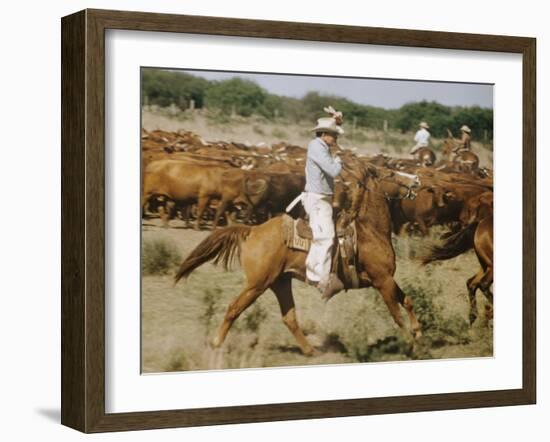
(281, 213), (360, 289)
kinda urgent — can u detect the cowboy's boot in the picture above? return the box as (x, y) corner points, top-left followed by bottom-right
(320, 273), (345, 303)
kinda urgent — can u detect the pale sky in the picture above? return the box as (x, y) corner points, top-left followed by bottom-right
(175, 68), (493, 110)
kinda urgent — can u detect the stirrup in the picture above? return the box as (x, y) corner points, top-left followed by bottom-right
(320, 274), (345, 303)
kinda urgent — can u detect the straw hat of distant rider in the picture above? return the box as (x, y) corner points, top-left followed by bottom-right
(455, 125), (472, 152)
(303, 105), (345, 300)
(411, 121), (430, 155)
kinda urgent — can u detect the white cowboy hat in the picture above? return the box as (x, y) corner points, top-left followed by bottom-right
(312, 117), (344, 135)
(460, 125), (471, 133)
(419, 121), (430, 129)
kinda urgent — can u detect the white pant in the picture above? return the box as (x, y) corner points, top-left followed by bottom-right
(303, 192), (334, 283)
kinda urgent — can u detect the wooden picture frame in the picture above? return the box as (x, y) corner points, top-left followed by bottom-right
(61, 8), (536, 433)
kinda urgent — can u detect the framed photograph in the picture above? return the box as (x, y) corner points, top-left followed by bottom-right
(61, 9), (536, 433)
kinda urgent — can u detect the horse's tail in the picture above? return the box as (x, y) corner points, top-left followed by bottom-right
(422, 222), (477, 265)
(174, 225), (251, 284)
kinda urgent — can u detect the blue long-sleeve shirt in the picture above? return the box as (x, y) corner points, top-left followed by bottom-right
(304, 137), (342, 195)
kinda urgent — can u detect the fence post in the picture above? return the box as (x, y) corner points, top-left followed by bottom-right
(383, 119), (388, 132)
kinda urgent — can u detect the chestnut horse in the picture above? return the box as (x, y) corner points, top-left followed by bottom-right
(423, 215), (493, 324)
(415, 147), (436, 167)
(174, 167), (422, 355)
(441, 136), (480, 174)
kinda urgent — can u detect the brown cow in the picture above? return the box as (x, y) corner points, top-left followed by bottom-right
(459, 191), (493, 226)
(391, 185), (455, 236)
(236, 171), (306, 223)
(142, 160), (228, 229)
(201, 169), (306, 229)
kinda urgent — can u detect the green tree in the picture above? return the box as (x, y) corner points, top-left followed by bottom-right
(204, 78), (267, 117)
(450, 106), (493, 140)
(395, 101), (453, 137)
(141, 69), (210, 108)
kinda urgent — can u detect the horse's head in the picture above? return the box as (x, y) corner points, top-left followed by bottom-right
(378, 169), (421, 200)
(333, 177), (353, 211)
(442, 135), (457, 157)
(336, 158), (376, 217)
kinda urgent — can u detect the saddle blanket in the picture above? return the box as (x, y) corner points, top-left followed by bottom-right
(280, 214), (356, 255)
(281, 213), (360, 289)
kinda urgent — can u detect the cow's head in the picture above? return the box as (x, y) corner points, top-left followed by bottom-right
(426, 186), (456, 208)
(426, 186), (445, 208)
(460, 192), (493, 225)
(241, 177), (269, 206)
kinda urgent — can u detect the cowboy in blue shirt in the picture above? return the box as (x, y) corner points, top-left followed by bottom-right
(303, 114), (345, 299)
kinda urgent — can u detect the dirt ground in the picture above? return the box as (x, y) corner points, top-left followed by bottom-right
(142, 108), (493, 168)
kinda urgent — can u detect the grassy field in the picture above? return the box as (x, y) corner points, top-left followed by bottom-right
(140, 109), (493, 373)
(141, 219), (493, 373)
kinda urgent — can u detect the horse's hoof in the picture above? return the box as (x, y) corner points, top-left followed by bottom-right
(303, 347), (319, 357)
(210, 336), (222, 349)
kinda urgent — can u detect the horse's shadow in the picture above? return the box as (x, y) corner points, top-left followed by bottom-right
(273, 344), (304, 355)
(273, 334), (349, 356)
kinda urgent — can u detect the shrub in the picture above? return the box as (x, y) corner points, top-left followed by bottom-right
(165, 352), (190, 372)
(243, 303), (268, 333)
(252, 125), (265, 135)
(336, 311), (410, 362)
(200, 287), (223, 332)
(271, 128), (288, 139)
(338, 313), (371, 362)
(141, 238), (181, 275)
(402, 281), (470, 349)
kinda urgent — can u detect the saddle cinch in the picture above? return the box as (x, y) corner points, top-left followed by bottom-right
(281, 213), (360, 289)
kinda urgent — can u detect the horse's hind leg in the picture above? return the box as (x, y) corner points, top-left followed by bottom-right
(212, 285), (265, 349)
(467, 268), (484, 325)
(270, 274), (315, 356)
(375, 276), (421, 340)
(480, 267), (494, 320)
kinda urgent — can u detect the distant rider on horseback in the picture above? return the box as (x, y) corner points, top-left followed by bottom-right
(410, 121), (431, 156)
(410, 121), (430, 156)
(454, 125), (472, 154)
(303, 106), (345, 299)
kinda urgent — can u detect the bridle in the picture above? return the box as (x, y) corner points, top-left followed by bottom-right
(378, 174), (419, 200)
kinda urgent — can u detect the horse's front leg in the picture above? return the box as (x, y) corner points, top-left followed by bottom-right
(271, 274), (316, 356)
(374, 275), (422, 341)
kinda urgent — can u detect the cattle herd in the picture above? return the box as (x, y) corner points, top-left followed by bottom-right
(142, 128), (492, 234)
(142, 127), (494, 345)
